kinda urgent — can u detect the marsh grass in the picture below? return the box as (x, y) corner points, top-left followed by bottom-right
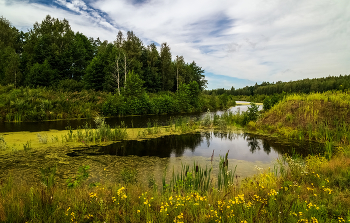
(62, 117), (128, 144)
(218, 151), (236, 190)
(165, 162), (212, 193)
(37, 133), (48, 144)
(1, 152), (350, 222)
(13, 113), (22, 122)
(0, 135), (7, 150)
(23, 140), (32, 151)
(120, 168), (138, 185)
(202, 109), (213, 127)
(66, 165), (90, 188)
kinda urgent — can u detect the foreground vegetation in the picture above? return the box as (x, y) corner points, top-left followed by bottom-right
(1, 148), (350, 222)
(1, 90), (350, 222)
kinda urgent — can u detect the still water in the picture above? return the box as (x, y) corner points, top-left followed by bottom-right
(0, 102), (262, 133)
(0, 129), (323, 187)
(3, 102), (319, 187)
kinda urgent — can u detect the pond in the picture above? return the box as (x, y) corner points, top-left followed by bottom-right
(1, 102), (324, 188)
(0, 102), (262, 133)
(0, 128), (323, 187)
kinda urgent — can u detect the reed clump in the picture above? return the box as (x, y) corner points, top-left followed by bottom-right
(62, 116), (128, 144)
(0, 135), (7, 151)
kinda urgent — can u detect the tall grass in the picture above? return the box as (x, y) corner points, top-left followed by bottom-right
(1, 152), (350, 222)
(0, 135), (7, 150)
(164, 162), (212, 193)
(218, 151), (236, 190)
(63, 116), (128, 144)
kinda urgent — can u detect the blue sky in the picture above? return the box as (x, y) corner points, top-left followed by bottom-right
(1, 0), (349, 89)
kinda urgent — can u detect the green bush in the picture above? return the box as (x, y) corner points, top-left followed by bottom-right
(263, 94), (284, 110)
(242, 102), (260, 125)
(56, 79), (84, 92)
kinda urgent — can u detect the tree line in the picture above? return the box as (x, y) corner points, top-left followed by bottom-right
(0, 15), (207, 93)
(206, 74), (350, 97)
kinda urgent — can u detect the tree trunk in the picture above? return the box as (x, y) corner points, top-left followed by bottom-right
(117, 53), (120, 95)
(176, 55), (179, 91)
(177, 66), (178, 91)
(124, 54), (127, 89)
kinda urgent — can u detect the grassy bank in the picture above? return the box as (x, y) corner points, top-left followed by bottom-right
(0, 85), (235, 122)
(249, 90), (350, 158)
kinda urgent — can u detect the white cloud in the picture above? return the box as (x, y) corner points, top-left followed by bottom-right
(1, 0), (349, 89)
(0, 0), (121, 41)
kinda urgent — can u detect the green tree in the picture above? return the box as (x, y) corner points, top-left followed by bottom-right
(70, 32), (95, 81)
(26, 60), (57, 87)
(175, 55), (185, 91)
(2, 47), (22, 87)
(122, 31), (143, 80)
(22, 15), (79, 85)
(0, 16), (21, 51)
(112, 31), (126, 94)
(84, 42), (117, 91)
(140, 43), (161, 92)
(0, 16), (22, 87)
(160, 42), (173, 91)
(185, 61), (207, 90)
(176, 83), (191, 112)
(188, 81), (201, 107)
(124, 70), (145, 98)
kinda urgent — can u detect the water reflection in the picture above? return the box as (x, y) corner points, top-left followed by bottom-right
(67, 131), (323, 163)
(0, 130), (324, 186)
(0, 103), (262, 133)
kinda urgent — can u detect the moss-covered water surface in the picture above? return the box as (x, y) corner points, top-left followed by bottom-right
(0, 129), (323, 188)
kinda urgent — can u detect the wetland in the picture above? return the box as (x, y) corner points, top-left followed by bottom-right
(0, 102), (323, 187)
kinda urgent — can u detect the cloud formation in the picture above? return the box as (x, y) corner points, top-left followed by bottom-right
(1, 0), (349, 89)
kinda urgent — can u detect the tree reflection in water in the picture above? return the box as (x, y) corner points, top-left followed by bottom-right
(66, 131), (325, 160)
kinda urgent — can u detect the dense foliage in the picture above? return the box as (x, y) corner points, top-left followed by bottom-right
(0, 15), (207, 92)
(207, 74), (350, 97)
(0, 84), (235, 122)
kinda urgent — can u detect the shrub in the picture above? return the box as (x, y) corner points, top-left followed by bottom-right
(56, 79), (84, 92)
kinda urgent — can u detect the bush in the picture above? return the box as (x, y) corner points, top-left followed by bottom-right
(242, 102), (260, 125)
(125, 93), (151, 115)
(152, 93), (176, 114)
(263, 93), (286, 110)
(56, 79), (84, 92)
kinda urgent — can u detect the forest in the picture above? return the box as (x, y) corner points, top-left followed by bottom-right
(0, 15), (236, 121)
(207, 74), (350, 96)
(0, 15), (207, 92)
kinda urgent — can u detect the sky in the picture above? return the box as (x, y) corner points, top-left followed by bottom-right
(1, 0), (349, 90)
